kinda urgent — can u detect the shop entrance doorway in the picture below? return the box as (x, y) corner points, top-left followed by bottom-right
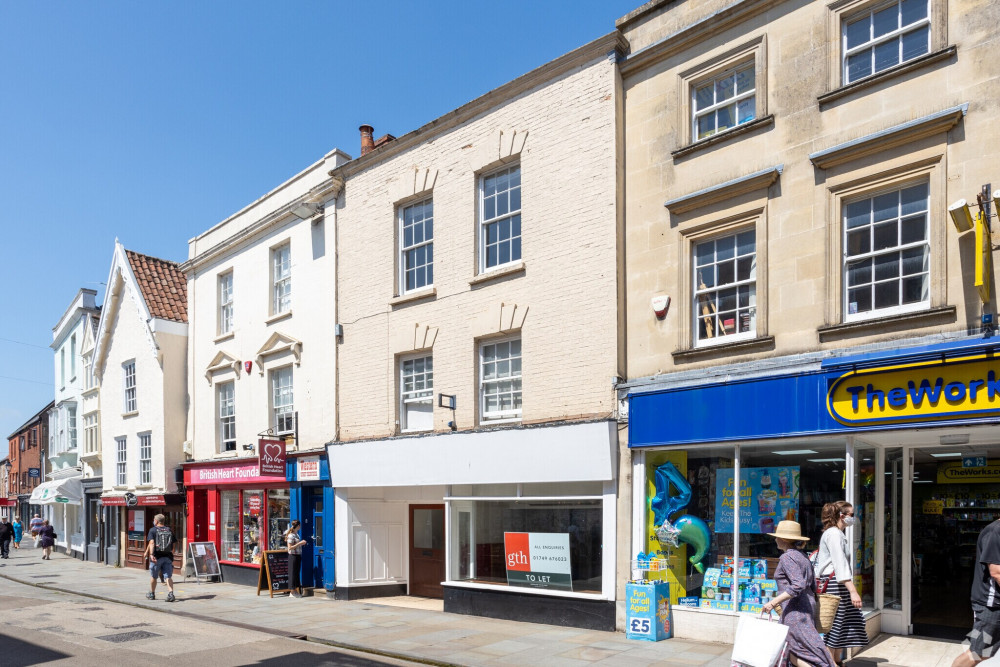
(909, 446), (995, 639)
(409, 504), (444, 598)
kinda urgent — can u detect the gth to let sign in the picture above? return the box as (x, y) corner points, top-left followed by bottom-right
(827, 354), (1000, 426)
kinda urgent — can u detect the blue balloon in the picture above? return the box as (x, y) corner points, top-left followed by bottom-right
(651, 461), (710, 572)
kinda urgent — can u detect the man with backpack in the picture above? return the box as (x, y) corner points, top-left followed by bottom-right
(144, 514), (176, 602)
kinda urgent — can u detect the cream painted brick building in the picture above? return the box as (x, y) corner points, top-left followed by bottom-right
(326, 33), (627, 631)
(618, 0), (1000, 644)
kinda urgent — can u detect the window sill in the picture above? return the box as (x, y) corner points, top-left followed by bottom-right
(672, 335), (775, 362)
(213, 451), (240, 459)
(817, 305), (956, 342)
(479, 417), (522, 426)
(444, 580), (607, 601)
(671, 115), (774, 161)
(214, 331), (235, 344)
(265, 310), (292, 326)
(818, 46), (957, 107)
(469, 260), (526, 287)
(122, 411), (139, 419)
(390, 287), (437, 308)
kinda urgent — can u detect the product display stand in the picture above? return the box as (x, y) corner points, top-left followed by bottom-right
(625, 553), (673, 641)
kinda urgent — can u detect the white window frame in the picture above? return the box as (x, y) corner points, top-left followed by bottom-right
(218, 271), (234, 335)
(84, 358), (94, 390)
(479, 337), (523, 423)
(271, 243), (291, 315)
(122, 360), (136, 413)
(84, 413), (98, 455)
(692, 229), (758, 347)
(400, 354), (433, 432)
(68, 406), (77, 450)
(842, 181), (930, 323)
(842, 0), (930, 85)
(218, 381), (236, 452)
(60, 348), (66, 387)
(479, 164), (522, 273)
(116, 437), (127, 486)
(139, 433), (152, 485)
(70, 334), (76, 379)
(271, 366), (294, 435)
(399, 198), (434, 294)
(691, 62), (756, 142)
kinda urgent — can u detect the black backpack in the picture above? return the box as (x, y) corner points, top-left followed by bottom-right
(154, 526), (174, 555)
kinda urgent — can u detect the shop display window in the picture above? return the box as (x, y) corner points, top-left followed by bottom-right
(643, 447), (735, 609)
(221, 490), (241, 562)
(243, 490), (264, 564)
(218, 487), (287, 565)
(449, 491), (603, 594)
(884, 447), (904, 610)
(267, 489), (291, 551)
(854, 445), (877, 608)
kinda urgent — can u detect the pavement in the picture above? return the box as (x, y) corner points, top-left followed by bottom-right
(0, 545), (967, 666)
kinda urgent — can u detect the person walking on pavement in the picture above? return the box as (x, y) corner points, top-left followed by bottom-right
(144, 514), (176, 602)
(12, 517), (23, 550)
(37, 519), (55, 559)
(0, 517), (13, 559)
(816, 501), (869, 666)
(29, 513), (43, 548)
(953, 518), (1000, 666)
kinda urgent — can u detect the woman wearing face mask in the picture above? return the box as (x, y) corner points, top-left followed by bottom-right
(816, 501), (869, 666)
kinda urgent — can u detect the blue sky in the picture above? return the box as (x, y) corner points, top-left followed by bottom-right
(0, 1), (638, 454)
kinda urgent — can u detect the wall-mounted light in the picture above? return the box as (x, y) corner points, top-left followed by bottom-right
(949, 199), (974, 232)
(290, 202), (324, 221)
(242, 443), (255, 451)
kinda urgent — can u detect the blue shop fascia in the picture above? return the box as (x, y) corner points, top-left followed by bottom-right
(625, 335), (1000, 639)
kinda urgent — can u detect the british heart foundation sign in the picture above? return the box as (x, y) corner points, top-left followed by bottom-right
(258, 439), (287, 477)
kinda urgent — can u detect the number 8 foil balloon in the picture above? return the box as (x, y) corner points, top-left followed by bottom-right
(651, 461), (711, 573)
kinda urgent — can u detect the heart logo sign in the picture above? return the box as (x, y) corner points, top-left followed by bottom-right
(257, 439), (286, 477)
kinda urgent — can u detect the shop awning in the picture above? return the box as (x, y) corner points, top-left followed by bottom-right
(29, 478), (84, 505)
(327, 420), (617, 488)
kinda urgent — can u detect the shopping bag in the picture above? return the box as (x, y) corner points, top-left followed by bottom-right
(731, 613), (789, 667)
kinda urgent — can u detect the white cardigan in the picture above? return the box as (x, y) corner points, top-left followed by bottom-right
(815, 526), (852, 582)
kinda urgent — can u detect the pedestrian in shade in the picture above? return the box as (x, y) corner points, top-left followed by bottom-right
(29, 513), (43, 547)
(0, 517), (13, 559)
(37, 519), (55, 560)
(816, 501), (869, 666)
(284, 520), (307, 598)
(952, 517), (1000, 666)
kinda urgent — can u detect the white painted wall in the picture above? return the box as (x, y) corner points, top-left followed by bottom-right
(185, 151), (348, 461)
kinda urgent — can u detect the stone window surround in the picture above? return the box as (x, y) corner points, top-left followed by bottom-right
(676, 35), (767, 152)
(677, 208), (769, 354)
(822, 154), (947, 328)
(824, 0), (948, 92)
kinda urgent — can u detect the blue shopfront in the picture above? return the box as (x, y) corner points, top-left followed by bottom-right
(628, 337), (1000, 641)
(287, 452), (335, 595)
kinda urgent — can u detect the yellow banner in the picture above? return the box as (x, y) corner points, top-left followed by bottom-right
(827, 354), (1000, 426)
(976, 212), (992, 304)
(937, 460), (1000, 484)
(922, 500), (944, 514)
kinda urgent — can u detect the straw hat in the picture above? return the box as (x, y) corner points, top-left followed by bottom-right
(767, 520), (810, 542)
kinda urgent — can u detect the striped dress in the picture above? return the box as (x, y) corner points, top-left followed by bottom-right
(824, 577), (869, 649)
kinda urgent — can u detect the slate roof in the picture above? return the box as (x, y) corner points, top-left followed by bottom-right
(125, 250), (188, 323)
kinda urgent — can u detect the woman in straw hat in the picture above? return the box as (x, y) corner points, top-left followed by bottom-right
(762, 520), (836, 667)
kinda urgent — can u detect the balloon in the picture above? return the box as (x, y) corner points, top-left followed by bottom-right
(674, 515), (711, 573)
(650, 461), (711, 572)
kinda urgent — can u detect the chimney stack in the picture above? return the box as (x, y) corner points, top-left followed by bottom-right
(359, 125), (375, 156)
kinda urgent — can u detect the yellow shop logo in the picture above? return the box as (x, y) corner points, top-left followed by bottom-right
(827, 354), (1000, 425)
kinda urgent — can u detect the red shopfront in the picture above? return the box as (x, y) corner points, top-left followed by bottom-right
(101, 493), (185, 570)
(183, 459), (289, 586)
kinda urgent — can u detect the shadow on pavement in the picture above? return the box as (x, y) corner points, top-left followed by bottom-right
(0, 633), (72, 666)
(251, 650), (409, 666)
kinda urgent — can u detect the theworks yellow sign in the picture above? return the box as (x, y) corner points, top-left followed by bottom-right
(937, 460), (1000, 484)
(827, 354), (1000, 426)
